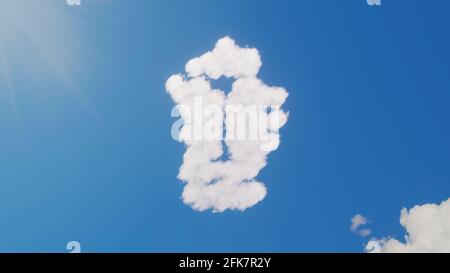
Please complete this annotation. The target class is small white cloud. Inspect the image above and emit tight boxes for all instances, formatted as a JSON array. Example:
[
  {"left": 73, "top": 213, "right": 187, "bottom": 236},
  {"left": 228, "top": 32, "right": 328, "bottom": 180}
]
[
  {"left": 367, "top": 197, "right": 450, "bottom": 253},
  {"left": 350, "top": 214, "right": 371, "bottom": 237}
]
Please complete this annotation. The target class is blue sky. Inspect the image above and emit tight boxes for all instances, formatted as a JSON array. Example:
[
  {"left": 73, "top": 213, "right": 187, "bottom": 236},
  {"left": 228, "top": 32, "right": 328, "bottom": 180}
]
[{"left": 0, "top": 0, "right": 449, "bottom": 252}]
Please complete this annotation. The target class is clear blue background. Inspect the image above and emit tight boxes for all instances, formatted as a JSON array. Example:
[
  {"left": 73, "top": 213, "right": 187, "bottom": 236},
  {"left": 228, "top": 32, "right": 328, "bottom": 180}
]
[{"left": 0, "top": 0, "right": 449, "bottom": 252}]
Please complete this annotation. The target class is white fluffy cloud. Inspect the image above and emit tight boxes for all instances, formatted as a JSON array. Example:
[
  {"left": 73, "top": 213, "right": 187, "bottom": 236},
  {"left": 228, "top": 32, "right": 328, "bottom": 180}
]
[
  {"left": 185, "top": 37, "right": 262, "bottom": 80},
  {"left": 350, "top": 214, "right": 371, "bottom": 237},
  {"left": 165, "top": 37, "right": 289, "bottom": 212},
  {"left": 367, "top": 198, "right": 450, "bottom": 253}
]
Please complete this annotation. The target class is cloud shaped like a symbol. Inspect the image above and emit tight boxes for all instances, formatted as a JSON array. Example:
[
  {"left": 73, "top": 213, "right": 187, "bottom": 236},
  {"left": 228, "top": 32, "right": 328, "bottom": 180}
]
[{"left": 166, "top": 37, "right": 289, "bottom": 212}]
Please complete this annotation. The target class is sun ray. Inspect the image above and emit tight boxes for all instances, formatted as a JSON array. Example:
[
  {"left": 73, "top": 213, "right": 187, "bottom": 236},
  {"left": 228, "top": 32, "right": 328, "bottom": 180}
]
[
  {"left": 0, "top": 38, "right": 25, "bottom": 141},
  {"left": 0, "top": 0, "right": 118, "bottom": 142},
  {"left": 10, "top": 1, "right": 103, "bottom": 120}
]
